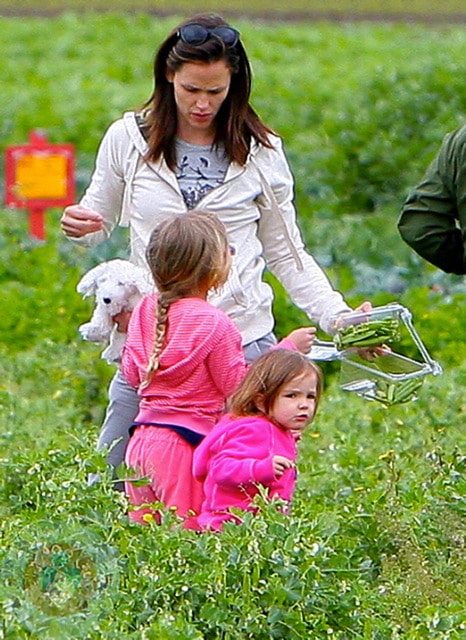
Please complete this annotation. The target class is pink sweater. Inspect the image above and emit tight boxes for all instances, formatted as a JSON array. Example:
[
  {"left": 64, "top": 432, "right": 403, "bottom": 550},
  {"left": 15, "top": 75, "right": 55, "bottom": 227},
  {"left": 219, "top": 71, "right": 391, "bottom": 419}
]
[
  {"left": 122, "top": 294, "right": 298, "bottom": 437},
  {"left": 193, "top": 414, "right": 298, "bottom": 530},
  {"left": 121, "top": 295, "right": 247, "bottom": 436}
]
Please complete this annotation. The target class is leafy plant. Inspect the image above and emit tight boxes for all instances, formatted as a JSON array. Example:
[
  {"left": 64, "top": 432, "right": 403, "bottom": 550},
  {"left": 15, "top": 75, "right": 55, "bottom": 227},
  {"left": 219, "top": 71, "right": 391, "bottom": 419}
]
[{"left": 0, "top": 15, "right": 465, "bottom": 638}]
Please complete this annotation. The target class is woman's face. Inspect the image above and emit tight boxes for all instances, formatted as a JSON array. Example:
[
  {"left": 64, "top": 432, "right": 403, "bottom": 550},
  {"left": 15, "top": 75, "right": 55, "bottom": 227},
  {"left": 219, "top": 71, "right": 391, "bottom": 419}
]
[{"left": 166, "top": 60, "right": 232, "bottom": 144}]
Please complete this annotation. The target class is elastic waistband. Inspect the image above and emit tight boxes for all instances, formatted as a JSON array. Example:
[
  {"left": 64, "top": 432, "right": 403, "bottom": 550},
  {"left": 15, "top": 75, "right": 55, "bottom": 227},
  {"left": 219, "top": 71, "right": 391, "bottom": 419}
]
[{"left": 130, "top": 422, "right": 204, "bottom": 447}]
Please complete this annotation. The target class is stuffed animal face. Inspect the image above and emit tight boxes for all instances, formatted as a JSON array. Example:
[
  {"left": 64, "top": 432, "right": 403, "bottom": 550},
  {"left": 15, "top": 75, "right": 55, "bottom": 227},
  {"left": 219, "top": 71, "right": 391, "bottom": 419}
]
[
  {"left": 91, "top": 275, "right": 141, "bottom": 316},
  {"left": 77, "top": 259, "right": 153, "bottom": 315},
  {"left": 77, "top": 259, "right": 154, "bottom": 361}
]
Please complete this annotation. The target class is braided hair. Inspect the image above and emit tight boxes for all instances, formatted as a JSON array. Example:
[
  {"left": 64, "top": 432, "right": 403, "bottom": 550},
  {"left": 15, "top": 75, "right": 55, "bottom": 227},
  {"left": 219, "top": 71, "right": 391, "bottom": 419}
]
[{"left": 139, "top": 210, "right": 231, "bottom": 390}]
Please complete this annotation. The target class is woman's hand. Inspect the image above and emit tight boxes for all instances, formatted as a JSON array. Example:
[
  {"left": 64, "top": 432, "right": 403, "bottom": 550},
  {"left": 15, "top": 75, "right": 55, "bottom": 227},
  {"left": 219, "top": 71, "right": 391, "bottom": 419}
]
[
  {"left": 60, "top": 204, "right": 104, "bottom": 238},
  {"left": 351, "top": 300, "right": 388, "bottom": 359},
  {"left": 272, "top": 455, "right": 295, "bottom": 478},
  {"left": 353, "top": 300, "right": 372, "bottom": 313},
  {"left": 286, "top": 327, "right": 317, "bottom": 354}
]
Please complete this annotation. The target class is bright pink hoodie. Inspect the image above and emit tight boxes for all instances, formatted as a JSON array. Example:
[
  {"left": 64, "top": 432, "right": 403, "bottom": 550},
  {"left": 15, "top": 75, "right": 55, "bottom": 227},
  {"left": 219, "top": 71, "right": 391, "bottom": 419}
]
[{"left": 193, "top": 413, "right": 298, "bottom": 530}]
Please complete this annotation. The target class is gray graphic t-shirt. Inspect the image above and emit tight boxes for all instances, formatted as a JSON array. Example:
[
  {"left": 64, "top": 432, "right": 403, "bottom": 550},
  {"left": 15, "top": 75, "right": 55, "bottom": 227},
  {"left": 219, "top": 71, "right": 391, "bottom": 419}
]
[{"left": 175, "top": 138, "right": 229, "bottom": 209}]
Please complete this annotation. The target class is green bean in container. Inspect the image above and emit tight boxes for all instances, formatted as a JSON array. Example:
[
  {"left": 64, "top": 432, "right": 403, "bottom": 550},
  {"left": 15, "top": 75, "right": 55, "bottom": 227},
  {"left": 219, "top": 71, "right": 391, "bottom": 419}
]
[
  {"left": 373, "top": 377, "right": 423, "bottom": 406},
  {"left": 334, "top": 317, "right": 400, "bottom": 349}
]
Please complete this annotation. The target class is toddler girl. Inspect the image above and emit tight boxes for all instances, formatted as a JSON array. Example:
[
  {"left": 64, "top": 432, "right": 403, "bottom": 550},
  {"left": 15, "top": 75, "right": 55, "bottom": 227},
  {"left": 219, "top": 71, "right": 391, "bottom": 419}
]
[
  {"left": 122, "top": 211, "right": 315, "bottom": 526},
  {"left": 193, "top": 349, "right": 322, "bottom": 531}
]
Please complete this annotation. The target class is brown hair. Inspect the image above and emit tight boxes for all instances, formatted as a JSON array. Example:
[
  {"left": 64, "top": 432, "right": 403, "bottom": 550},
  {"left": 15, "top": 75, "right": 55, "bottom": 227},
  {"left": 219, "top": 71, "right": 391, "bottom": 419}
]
[
  {"left": 141, "top": 13, "right": 274, "bottom": 170},
  {"left": 140, "top": 210, "right": 230, "bottom": 389},
  {"left": 230, "top": 350, "right": 323, "bottom": 418}
]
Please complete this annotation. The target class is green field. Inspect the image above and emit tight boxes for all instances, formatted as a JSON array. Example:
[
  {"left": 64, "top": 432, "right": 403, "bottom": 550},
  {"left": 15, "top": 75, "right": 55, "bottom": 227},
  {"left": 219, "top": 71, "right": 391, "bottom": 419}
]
[{"left": 1, "top": 13, "right": 465, "bottom": 639}]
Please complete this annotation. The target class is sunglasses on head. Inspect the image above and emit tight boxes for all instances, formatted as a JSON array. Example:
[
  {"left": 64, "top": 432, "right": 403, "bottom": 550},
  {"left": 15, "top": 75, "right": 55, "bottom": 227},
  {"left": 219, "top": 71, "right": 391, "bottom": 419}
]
[{"left": 177, "top": 23, "right": 240, "bottom": 48}]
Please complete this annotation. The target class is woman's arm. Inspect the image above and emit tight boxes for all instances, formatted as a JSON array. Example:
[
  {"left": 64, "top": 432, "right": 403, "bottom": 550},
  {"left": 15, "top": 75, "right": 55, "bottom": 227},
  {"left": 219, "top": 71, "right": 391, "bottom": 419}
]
[
  {"left": 61, "top": 119, "right": 128, "bottom": 247},
  {"left": 255, "top": 138, "right": 351, "bottom": 335}
]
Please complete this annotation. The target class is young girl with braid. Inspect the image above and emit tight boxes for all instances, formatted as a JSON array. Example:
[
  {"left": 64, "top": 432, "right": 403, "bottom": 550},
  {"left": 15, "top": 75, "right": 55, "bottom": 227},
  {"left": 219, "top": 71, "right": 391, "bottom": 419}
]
[{"left": 121, "top": 210, "right": 315, "bottom": 526}]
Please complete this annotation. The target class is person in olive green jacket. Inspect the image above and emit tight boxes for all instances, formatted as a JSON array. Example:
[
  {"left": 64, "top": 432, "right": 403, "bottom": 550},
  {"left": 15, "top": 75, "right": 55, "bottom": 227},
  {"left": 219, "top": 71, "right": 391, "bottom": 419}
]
[{"left": 398, "top": 125, "right": 466, "bottom": 275}]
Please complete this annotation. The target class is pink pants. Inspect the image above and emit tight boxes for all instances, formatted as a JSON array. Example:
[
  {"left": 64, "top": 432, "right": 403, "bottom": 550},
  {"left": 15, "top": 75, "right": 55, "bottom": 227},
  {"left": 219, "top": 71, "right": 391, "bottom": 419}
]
[{"left": 124, "top": 426, "right": 203, "bottom": 528}]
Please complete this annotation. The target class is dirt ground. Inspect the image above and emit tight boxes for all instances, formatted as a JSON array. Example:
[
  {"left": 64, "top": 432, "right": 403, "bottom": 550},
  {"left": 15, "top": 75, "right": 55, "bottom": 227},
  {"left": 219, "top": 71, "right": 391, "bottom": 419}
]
[{"left": 1, "top": 6, "right": 465, "bottom": 23}]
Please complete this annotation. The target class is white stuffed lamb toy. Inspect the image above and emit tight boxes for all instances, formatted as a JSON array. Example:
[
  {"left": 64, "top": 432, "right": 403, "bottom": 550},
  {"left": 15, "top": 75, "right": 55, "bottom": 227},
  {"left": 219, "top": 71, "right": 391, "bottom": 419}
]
[{"left": 77, "top": 259, "right": 153, "bottom": 364}]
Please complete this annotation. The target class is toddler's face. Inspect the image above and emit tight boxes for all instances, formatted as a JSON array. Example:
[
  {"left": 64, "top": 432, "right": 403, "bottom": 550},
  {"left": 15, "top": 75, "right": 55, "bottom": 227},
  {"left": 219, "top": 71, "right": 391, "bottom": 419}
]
[{"left": 270, "top": 371, "right": 318, "bottom": 433}]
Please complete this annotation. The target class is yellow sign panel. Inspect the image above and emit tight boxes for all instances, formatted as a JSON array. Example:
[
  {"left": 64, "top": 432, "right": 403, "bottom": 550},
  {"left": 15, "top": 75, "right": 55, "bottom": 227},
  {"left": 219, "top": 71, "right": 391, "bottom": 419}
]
[{"left": 15, "top": 153, "right": 68, "bottom": 200}]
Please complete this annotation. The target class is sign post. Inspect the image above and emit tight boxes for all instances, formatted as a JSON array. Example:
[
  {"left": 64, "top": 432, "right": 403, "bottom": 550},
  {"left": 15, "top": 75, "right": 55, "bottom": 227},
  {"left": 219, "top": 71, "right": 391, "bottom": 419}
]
[{"left": 4, "top": 130, "right": 75, "bottom": 240}]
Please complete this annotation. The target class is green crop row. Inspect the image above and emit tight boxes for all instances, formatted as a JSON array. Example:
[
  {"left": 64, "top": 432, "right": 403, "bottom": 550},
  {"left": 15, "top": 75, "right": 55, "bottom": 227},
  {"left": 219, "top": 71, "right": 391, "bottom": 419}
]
[{"left": 2, "top": 15, "right": 465, "bottom": 211}]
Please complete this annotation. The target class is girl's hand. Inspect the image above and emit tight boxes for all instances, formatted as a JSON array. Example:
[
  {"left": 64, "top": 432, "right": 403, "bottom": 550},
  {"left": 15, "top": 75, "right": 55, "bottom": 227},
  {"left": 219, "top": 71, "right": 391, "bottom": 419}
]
[
  {"left": 286, "top": 327, "right": 316, "bottom": 354},
  {"left": 61, "top": 204, "right": 104, "bottom": 238},
  {"left": 113, "top": 311, "right": 132, "bottom": 333},
  {"left": 272, "top": 455, "right": 295, "bottom": 478}
]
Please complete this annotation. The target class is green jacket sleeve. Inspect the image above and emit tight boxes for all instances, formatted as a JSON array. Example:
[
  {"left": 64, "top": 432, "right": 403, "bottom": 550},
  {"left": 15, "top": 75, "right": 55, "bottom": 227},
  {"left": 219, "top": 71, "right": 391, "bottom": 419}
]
[{"left": 397, "top": 126, "right": 466, "bottom": 274}]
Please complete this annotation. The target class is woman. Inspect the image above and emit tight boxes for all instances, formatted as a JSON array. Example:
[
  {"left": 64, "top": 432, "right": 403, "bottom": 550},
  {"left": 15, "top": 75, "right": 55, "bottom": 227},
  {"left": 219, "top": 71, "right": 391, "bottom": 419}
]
[{"left": 61, "top": 13, "right": 367, "bottom": 475}]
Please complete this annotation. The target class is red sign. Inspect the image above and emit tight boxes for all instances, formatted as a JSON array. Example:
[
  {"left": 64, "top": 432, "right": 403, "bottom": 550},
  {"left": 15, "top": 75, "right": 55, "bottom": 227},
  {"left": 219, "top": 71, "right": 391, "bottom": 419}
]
[{"left": 4, "top": 130, "right": 75, "bottom": 239}]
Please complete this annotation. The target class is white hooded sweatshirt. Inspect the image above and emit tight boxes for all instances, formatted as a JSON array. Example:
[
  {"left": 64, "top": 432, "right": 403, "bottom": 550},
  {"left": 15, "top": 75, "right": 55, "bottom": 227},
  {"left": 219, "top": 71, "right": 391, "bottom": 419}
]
[{"left": 73, "top": 111, "right": 350, "bottom": 343}]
